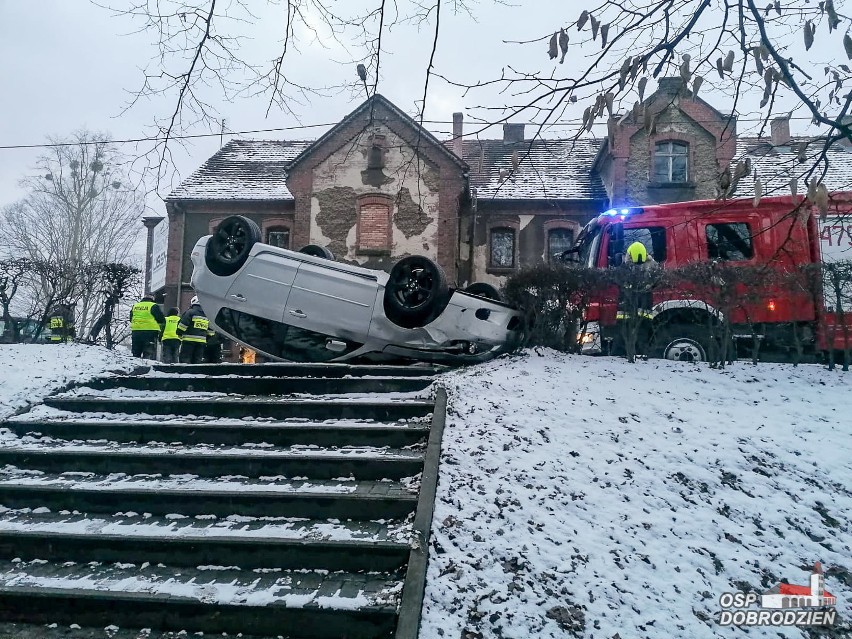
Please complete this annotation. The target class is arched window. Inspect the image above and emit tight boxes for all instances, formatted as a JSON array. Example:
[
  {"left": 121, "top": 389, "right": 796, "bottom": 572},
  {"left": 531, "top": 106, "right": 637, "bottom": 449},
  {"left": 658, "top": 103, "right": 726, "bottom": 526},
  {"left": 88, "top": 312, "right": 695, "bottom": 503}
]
[
  {"left": 490, "top": 227, "right": 516, "bottom": 268},
  {"left": 653, "top": 141, "right": 688, "bottom": 183},
  {"left": 547, "top": 227, "right": 575, "bottom": 262},
  {"left": 266, "top": 226, "right": 290, "bottom": 249}
]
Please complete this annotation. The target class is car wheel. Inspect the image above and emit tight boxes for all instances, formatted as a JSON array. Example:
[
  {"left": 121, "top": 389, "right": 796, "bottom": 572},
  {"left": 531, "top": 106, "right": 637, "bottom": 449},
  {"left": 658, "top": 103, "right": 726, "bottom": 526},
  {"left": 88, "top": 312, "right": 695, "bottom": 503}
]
[
  {"left": 464, "top": 282, "right": 502, "bottom": 302},
  {"left": 205, "top": 216, "right": 261, "bottom": 277},
  {"left": 299, "top": 244, "right": 335, "bottom": 260},
  {"left": 384, "top": 255, "right": 450, "bottom": 328},
  {"left": 652, "top": 324, "right": 709, "bottom": 362}
]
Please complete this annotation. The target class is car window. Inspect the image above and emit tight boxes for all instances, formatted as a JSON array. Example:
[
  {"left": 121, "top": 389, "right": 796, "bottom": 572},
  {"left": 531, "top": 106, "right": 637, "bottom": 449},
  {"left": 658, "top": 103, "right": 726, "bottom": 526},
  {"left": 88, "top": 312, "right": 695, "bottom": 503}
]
[
  {"left": 215, "top": 308, "right": 363, "bottom": 362},
  {"left": 706, "top": 222, "right": 753, "bottom": 261},
  {"left": 624, "top": 227, "right": 667, "bottom": 262}
]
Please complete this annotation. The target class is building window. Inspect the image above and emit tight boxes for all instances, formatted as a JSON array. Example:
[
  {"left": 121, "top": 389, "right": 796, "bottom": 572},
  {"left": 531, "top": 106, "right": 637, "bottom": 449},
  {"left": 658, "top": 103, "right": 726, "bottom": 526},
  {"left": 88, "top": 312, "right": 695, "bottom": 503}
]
[
  {"left": 547, "top": 228, "right": 575, "bottom": 262},
  {"left": 266, "top": 227, "right": 290, "bottom": 249},
  {"left": 490, "top": 228, "right": 516, "bottom": 268},
  {"left": 357, "top": 195, "right": 392, "bottom": 253},
  {"left": 706, "top": 222, "right": 753, "bottom": 261},
  {"left": 367, "top": 134, "right": 387, "bottom": 169},
  {"left": 653, "top": 141, "right": 689, "bottom": 183}
]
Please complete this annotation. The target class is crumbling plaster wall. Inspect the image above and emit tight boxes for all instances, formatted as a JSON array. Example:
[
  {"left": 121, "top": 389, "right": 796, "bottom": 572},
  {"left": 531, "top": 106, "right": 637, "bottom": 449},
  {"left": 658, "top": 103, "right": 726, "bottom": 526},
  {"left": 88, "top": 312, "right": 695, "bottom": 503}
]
[{"left": 309, "top": 125, "right": 441, "bottom": 269}]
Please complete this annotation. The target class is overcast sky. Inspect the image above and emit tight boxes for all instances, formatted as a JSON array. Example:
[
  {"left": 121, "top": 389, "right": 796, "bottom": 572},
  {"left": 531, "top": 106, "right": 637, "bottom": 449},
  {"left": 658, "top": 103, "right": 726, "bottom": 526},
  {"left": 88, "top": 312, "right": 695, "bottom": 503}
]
[{"left": 0, "top": 0, "right": 837, "bottom": 219}]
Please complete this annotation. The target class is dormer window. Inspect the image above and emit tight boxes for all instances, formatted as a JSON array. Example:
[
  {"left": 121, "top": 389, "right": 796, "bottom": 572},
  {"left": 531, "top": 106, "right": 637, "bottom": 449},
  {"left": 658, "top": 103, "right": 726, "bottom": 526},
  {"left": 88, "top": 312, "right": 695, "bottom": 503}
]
[{"left": 653, "top": 141, "right": 688, "bottom": 183}]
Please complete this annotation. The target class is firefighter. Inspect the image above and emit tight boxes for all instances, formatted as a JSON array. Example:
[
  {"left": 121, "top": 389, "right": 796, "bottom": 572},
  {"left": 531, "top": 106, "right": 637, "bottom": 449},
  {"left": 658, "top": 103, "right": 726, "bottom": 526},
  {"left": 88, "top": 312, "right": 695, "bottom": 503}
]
[
  {"left": 48, "top": 303, "right": 75, "bottom": 343},
  {"left": 615, "top": 241, "right": 658, "bottom": 357},
  {"left": 626, "top": 240, "right": 654, "bottom": 266},
  {"left": 160, "top": 306, "right": 182, "bottom": 364},
  {"left": 204, "top": 328, "right": 222, "bottom": 364},
  {"left": 130, "top": 294, "right": 165, "bottom": 359},
  {"left": 176, "top": 297, "right": 209, "bottom": 364}
]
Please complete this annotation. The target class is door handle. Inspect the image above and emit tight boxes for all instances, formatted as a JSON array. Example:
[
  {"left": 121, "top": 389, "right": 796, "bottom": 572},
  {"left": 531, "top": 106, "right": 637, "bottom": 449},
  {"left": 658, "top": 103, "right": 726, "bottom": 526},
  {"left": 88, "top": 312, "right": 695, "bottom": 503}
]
[
  {"left": 229, "top": 293, "right": 246, "bottom": 302},
  {"left": 289, "top": 309, "right": 307, "bottom": 318}
]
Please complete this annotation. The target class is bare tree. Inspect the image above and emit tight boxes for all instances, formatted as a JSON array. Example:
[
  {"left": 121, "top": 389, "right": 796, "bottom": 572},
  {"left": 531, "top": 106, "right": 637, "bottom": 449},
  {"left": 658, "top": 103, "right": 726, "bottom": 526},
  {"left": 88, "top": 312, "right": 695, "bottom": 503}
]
[
  {"left": 0, "top": 258, "right": 32, "bottom": 342},
  {"left": 0, "top": 131, "right": 144, "bottom": 337},
  {"left": 87, "top": 263, "right": 142, "bottom": 349},
  {"left": 100, "top": 1, "right": 852, "bottom": 202},
  {"left": 822, "top": 259, "right": 852, "bottom": 370}
]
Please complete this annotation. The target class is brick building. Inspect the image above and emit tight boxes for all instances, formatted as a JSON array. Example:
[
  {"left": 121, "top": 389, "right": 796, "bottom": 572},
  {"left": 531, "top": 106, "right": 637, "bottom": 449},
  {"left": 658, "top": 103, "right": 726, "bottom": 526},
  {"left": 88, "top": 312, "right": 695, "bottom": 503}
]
[{"left": 152, "top": 81, "right": 852, "bottom": 309}]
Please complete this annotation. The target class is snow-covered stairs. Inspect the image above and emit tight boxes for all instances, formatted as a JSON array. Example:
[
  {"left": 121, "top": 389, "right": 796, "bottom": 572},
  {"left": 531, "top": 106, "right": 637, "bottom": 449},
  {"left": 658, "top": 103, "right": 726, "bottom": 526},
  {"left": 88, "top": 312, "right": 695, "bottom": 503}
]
[{"left": 0, "top": 362, "right": 445, "bottom": 639}]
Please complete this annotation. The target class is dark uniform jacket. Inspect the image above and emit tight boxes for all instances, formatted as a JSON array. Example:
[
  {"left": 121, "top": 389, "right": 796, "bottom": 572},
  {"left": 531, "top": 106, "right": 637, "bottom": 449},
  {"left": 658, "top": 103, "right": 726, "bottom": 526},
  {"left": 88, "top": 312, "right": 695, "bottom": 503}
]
[{"left": 176, "top": 305, "right": 209, "bottom": 344}]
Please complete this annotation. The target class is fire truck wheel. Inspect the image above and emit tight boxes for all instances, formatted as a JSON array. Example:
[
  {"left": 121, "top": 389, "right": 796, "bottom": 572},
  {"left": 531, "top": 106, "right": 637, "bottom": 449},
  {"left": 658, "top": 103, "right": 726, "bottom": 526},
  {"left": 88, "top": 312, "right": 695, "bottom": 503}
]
[{"left": 653, "top": 325, "right": 709, "bottom": 363}]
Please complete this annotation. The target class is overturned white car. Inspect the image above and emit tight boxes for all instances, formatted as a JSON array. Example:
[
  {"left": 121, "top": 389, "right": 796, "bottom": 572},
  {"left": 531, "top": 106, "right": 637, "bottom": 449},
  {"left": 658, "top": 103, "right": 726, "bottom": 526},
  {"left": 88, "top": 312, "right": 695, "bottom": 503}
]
[{"left": 190, "top": 216, "right": 524, "bottom": 364}]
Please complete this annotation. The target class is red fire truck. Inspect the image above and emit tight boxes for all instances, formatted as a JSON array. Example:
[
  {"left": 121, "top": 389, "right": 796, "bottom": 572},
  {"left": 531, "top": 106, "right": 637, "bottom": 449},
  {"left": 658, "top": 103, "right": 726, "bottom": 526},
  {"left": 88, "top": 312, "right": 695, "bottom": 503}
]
[{"left": 571, "top": 194, "right": 852, "bottom": 362}]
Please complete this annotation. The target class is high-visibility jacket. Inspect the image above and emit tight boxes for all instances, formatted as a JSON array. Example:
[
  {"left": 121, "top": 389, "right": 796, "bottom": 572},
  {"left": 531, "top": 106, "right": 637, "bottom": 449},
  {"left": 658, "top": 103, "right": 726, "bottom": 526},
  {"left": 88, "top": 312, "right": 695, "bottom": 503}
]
[
  {"left": 176, "top": 305, "right": 209, "bottom": 344},
  {"left": 49, "top": 315, "right": 70, "bottom": 342},
  {"left": 131, "top": 300, "right": 165, "bottom": 332},
  {"left": 161, "top": 315, "right": 181, "bottom": 341}
]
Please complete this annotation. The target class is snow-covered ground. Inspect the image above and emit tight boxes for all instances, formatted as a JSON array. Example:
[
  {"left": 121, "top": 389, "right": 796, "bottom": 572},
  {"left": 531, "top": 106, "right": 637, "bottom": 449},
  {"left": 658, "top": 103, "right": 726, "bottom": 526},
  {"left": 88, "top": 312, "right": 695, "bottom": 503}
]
[
  {"left": 2, "top": 344, "right": 850, "bottom": 637},
  {"left": 421, "top": 350, "right": 851, "bottom": 638},
  {"left": 0, "top": 344, "right": 140, "bottom": 420}
]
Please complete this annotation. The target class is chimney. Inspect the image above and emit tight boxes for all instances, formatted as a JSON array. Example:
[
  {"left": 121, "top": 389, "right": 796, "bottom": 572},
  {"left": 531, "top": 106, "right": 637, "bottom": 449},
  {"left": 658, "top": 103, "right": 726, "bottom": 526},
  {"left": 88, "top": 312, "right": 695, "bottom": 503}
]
[
  {"left": 503, "top": 123, "right": 525, "bottom": 143},
  {"left": 452, "top": 112, "right": 464, "bottom": 158},
  {"left": 770, "top": 116, "right": 791, "bottom": 146},
  {"left": 657, "top": 77, "right": 685, "bottom": 97}
]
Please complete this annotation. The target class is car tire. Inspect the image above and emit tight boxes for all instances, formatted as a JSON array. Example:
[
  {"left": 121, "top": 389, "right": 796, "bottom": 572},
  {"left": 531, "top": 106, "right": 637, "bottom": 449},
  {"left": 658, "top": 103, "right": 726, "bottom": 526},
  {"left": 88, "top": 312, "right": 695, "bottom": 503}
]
[
  {"left": 299, "top": 245, "right": 335, "bottom": 260},
  {"left": 652, "top": 324, "right": 710, "bottom": 363},
  {"left": 205, "top": 215, "right": 261, "bottom": 277},
  {"left": 384, "top": 255, "right": 450, "bottom": 328},
  {"left": 464, "top": 282, "right": 502, "bottom": 302}
]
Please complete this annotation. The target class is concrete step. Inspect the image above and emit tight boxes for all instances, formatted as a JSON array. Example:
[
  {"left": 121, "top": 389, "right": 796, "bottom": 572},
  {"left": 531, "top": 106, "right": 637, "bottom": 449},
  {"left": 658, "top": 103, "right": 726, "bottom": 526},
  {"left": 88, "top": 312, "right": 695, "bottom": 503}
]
[
  {"left": 43, "top": 396, "right": 435, "bottom": 421},
  {"left": 0, "top": 475, "right": 418, "bottom": 520},
  {"left": 4, "top": 418, "right": 431, "bottom": 448},
  {"left": 0, "top": 509, "right": 410, "bottom": 545},
  {"left": 88, "top": 375, "right": 434, "bottom": 395},
  {"left": 0, "top": 527, "right": 410, "bottom": 572},
  {"left": 0, "top": 623, "right": 282, "bottom": 639},
  {"left": 0, "top": 560, "right": 400, "bottom": 638},
  {"left": 0, "top": 444, "right": 424, "bottom": 480},
  {"left": 153, "top": 362, "right": 441, "bottom": 378}
]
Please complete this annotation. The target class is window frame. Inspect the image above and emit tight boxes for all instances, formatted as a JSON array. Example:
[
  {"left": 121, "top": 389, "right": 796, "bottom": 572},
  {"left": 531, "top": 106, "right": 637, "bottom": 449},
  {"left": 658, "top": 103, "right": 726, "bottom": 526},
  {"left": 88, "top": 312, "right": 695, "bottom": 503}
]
[
  {"left": 489, "top": 227, "right": 517, "bottom": 269},
  {"left": 266, "top": 226, "right": 291, "bottom": 249},
  {"left": 544, "top": 223, "right": 578, "bottom": 263},
  {"left": 653, "top": 140, "right": 690, "bottom": 184}
]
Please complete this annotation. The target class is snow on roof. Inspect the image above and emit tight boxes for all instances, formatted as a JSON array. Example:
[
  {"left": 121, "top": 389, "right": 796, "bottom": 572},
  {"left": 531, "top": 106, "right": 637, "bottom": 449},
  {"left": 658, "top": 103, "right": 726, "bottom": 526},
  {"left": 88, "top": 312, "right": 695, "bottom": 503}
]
[
  {"left": 167, "top": 139, "right": 312, "bottom": 202},
  {"left": 733, "top": 137, "right": 852, "bottom": 198},
  {"left": 458, "top": 138, "right": 607, "bottom": 201}
]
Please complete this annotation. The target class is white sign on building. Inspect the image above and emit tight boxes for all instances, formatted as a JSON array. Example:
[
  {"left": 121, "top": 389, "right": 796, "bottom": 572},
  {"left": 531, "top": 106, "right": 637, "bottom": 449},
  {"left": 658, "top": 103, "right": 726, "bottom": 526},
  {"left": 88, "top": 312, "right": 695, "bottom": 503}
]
[{"left": 150, "top": 217, "right": 170, "bottom": 293}]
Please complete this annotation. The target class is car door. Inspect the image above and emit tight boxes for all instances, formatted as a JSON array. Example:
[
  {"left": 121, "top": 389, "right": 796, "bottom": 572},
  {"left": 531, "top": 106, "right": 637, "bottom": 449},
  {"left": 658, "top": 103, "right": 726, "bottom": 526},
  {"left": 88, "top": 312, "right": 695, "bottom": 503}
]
[
  {"left": 283, "top": 259, "right": 379, "bottom": 340},
  {"left": 225, "top": 248, "right": 301, "bottom": 322}
]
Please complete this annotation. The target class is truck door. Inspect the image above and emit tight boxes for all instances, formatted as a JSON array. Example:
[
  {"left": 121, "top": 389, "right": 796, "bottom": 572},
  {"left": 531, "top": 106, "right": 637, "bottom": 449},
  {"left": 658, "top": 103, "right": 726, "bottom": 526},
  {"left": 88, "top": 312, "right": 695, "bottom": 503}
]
[{"left": 225, "top": 249, "right": 301, "bottom": 323}]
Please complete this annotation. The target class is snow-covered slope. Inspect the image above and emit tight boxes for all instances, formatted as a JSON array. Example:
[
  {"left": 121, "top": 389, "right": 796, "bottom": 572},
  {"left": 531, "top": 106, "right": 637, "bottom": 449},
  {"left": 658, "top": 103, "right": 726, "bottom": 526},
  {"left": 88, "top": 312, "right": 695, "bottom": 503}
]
[
  {"left": 421, "top": 350, "right": 851, "bottom": 638},
  {"left": 0, "top": 344, "right": 139, "bottom": 420}
]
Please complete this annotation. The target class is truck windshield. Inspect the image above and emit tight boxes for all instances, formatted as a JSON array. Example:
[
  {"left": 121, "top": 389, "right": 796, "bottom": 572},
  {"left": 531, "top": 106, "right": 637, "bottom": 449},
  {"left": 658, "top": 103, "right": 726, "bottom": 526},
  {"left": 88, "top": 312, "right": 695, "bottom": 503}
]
[{"left": 573, "top": 222, "right": 602, "bottom": 268}]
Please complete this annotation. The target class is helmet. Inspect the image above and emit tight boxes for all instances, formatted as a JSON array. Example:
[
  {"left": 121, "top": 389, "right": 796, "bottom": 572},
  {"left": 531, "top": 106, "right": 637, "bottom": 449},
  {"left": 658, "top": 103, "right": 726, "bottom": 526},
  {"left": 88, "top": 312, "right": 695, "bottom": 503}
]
[
  {"left": 626, "top": 241, "right": 648, "bottom": 264},
  {"left": 190, "top": 296, "right": 199, "bottom": 306}
]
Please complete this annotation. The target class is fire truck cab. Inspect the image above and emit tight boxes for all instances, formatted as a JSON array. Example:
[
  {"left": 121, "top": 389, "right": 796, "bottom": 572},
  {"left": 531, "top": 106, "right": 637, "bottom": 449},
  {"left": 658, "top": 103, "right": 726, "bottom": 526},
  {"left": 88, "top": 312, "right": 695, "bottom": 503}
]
[{"left": 569, "top": 194, "right": 852, "bottom": 361}]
